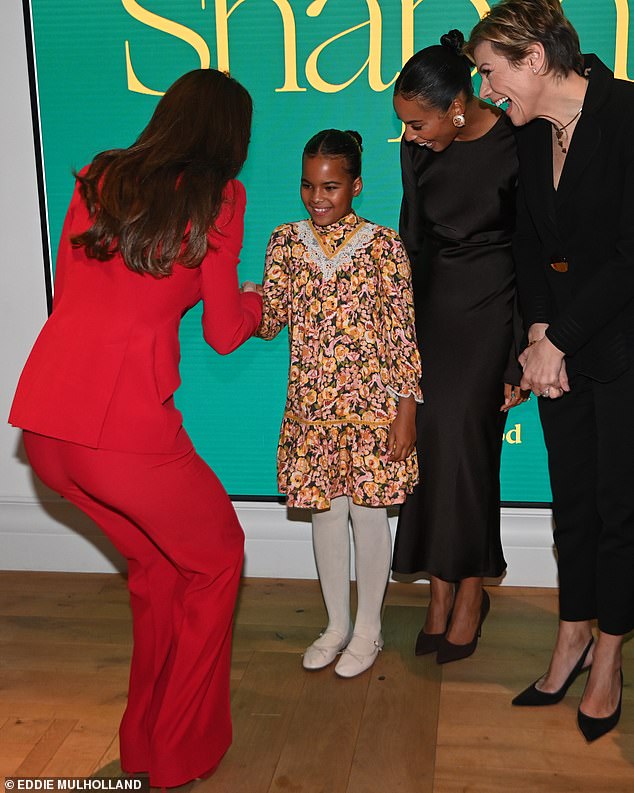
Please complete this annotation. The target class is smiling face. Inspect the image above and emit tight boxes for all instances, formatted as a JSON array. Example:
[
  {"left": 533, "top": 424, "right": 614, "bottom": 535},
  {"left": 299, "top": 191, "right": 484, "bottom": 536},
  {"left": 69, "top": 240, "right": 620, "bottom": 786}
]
[
  {"left": 300, "top": 154, "right": 362, "bottom": 227},
  {"left": 473, "top": 40, "right": 542, "bottom": 126},
  {"left": 393, "top": 94, "right": 460, "bottom": 153}
]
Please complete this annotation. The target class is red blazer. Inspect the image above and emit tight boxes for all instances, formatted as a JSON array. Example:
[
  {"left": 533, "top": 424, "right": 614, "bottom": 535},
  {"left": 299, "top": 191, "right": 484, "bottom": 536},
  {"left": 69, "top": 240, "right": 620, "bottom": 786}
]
[{"left": 9, "top": 176, "right": 262, "bottom": 452}]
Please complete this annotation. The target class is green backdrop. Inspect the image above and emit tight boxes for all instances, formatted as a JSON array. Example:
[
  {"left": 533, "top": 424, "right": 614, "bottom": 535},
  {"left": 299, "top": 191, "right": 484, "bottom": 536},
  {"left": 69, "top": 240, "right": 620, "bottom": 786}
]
[{"left": 25, "top": 0, "right": 634, "bottom": 501}]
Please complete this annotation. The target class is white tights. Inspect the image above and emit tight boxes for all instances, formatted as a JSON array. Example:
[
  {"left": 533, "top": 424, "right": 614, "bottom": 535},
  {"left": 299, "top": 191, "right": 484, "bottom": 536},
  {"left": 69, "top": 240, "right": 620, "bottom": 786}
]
[{"left": 311, "top": 496, "right": 392, "bottom": 640}]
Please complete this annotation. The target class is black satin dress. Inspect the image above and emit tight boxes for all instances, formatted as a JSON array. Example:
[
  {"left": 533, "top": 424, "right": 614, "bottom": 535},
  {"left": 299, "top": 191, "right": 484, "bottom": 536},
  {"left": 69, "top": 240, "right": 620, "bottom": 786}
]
[{"left": 392, "top": 114, "right": 519, "bottom": 581}]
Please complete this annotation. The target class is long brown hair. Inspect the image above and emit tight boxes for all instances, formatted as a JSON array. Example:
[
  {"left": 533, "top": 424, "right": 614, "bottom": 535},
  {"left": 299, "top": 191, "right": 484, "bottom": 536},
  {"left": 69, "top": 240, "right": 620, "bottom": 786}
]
[{"left": 71, "top": 69, "right": 253, "bottom": 277}]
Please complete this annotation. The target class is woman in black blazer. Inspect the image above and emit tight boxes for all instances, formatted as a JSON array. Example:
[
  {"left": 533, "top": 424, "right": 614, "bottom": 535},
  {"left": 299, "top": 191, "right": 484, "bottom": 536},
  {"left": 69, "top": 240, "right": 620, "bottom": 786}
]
[{"left": 467, "top": 0, "right": 634, "bottom": 742}]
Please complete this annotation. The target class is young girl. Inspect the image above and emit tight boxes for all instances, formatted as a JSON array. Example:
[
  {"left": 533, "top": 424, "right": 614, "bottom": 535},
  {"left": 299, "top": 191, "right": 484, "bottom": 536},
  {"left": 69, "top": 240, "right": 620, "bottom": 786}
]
[{"left": 257, "top": 129, "right": 422, "bottom": 678}]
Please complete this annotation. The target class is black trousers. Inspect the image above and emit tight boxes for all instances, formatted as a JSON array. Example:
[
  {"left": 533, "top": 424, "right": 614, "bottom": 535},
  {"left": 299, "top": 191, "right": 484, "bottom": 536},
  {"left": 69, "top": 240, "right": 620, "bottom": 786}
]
[{"left": 539, "top": 368, "right": 634, "bottom": 635}]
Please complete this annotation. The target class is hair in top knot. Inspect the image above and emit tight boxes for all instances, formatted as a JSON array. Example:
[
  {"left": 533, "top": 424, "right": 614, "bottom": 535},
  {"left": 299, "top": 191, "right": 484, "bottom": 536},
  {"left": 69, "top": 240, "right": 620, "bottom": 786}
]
[
  {"left": 440, "top": 29, "right": 466, "bottom": 56},
  {"left": 394, "top": 29, "right": 473, "bottom": 111},
  {"left": 303, "top": 129, "right": 363, "bottom": 179}
]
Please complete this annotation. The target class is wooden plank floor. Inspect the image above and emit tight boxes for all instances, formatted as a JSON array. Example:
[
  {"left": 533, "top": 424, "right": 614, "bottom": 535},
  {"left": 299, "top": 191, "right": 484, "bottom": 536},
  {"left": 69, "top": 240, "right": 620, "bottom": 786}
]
[{"left": 0, "top": 572, "right": 632, "bottom": 791}]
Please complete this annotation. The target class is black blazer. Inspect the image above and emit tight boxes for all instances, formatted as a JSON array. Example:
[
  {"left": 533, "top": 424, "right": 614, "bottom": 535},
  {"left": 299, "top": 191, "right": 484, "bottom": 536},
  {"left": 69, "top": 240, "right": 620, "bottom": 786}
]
[{"left": 513, "top": 55, "right": 634, "bottom": 382}]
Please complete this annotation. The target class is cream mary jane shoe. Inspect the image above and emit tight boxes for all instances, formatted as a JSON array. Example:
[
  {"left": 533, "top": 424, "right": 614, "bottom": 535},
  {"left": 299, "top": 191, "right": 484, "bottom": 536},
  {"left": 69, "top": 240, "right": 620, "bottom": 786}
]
[
  {"left": 302, "top": 627, "right": 353, "bottom": 670},
  {"left": 334, "top": 634, "right": 384, "bottom": 678}
]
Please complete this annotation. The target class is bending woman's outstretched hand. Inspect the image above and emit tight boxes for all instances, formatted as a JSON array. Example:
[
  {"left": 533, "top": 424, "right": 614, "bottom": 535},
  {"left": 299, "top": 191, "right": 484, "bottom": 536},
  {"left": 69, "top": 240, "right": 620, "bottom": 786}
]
[
  {"left": 241, "top": 281, "right": 263, "bottom": 294},
  {"left": 519, "top": 324, "right": 570, "bottom": 399}
]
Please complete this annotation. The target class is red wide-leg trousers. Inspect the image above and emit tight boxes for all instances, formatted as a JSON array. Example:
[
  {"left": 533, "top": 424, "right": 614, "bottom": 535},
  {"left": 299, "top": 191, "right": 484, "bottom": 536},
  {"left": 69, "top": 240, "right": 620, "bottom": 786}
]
[{"left": 23, "top": 431, "right": 244, "bottom": 787}]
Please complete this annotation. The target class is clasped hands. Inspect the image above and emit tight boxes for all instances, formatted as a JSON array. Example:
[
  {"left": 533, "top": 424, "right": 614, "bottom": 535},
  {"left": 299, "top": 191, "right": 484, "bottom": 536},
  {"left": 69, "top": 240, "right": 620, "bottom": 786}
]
[
  {"left": 519, "top": 323, "right": 570, "bottom": 400},
  {"left": 241, "top": 281, "right": 263, "bottom": 295}
]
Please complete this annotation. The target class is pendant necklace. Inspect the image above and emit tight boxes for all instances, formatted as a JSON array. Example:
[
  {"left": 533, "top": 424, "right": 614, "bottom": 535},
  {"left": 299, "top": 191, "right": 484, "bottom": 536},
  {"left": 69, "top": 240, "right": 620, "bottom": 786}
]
[{"left": 553, "top": 107, "right": 583, "bottom": 154}]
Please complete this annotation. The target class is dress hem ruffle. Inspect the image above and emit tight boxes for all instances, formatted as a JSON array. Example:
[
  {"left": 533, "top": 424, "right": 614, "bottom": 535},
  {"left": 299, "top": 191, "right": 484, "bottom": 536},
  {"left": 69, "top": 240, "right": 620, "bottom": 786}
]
[{"left": 277, "top": 414, "right": 419, "bottom": 512}]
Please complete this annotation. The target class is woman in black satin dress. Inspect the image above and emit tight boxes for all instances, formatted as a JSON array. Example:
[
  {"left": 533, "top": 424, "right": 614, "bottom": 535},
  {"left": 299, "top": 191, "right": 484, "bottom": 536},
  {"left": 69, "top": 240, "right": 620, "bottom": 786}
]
[{"left": 391, "top": 30, "right": 525, "bottom": 663}]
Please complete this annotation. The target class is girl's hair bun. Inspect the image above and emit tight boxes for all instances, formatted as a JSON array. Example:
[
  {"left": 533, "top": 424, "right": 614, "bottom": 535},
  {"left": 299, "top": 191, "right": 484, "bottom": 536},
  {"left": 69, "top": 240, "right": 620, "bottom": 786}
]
[
  {"left": 440, "top": 29, "right": 465, "bottom": 56},
  {"left": 345, "top": 130, "right": 363, "bottom": 151}
]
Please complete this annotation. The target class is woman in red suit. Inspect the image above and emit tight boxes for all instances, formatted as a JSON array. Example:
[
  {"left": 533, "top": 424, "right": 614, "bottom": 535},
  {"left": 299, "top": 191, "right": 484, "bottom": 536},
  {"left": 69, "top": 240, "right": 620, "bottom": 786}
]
[{"left": 9, "top": 69, "right": 262, "bottom": 786}]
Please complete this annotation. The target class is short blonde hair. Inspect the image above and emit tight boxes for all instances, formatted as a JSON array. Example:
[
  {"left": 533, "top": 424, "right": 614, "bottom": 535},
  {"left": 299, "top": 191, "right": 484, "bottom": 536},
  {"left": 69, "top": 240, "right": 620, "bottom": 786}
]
[{"left": 464, "top": 0, "right": 583, "bottom": 77}]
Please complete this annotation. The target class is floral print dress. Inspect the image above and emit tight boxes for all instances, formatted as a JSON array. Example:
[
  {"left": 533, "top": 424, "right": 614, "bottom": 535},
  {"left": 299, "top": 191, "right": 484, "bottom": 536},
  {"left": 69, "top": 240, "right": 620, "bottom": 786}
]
[{"left": 257, "top": 212, "right": 422, "bottom": 510}]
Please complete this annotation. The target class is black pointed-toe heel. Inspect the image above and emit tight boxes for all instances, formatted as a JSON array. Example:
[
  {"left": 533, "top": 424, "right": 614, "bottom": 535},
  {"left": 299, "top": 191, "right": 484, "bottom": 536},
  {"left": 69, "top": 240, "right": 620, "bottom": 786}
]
[
  {"left": 512, "top": 637, "right": 594, "bottom": 707},
  {"left": 415, "top": 608, "right": 453, "bottom": 656},
  {"left": 577, "top": 670, "right": 623, "bottom": 742},
  {"left": 415, "top": 627, "right": 444, "bottom": 656},
  {"left": 436, "top": 590, "right": 490, "bottom": 665}
]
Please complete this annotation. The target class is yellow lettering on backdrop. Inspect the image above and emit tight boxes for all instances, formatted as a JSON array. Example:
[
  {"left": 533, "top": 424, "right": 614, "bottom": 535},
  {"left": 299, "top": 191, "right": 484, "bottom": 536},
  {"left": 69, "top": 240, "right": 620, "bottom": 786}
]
[
  {"left": 400, "top": 0, "right": 423, "bottom": 66},
  {"left": 305, "top": 0, "right": 398, "bottom": 93},
  {"left": 614, "top": 0, "right": 633, "bottom": 81},
  {"left": 122, "top": 1, "right": 631, "bottom": 97},
  {"left": 214, "top": 0, "right": 305, "bottom": 92},
  {"left": 469, "top": 0, "right": 491, "bottom": 20},
  {"left": 122, "top": 0, "right": 210, "bottom": 95},
  {"left": 401, "top": 0, "right": 490, "bottom": 65},
  {"left": 504, "top": 424, "right": 522, "bottom": 445}
]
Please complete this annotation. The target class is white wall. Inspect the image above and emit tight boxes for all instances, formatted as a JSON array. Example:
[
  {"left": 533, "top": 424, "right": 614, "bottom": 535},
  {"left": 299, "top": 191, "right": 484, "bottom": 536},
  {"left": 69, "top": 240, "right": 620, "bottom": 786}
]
[{"left": 0, "top": 1, "right": 557, "bottom": 586}]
